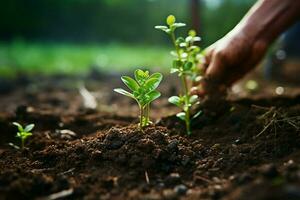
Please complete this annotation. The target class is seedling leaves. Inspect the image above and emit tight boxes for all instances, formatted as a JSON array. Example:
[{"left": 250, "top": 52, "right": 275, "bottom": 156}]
[
  {"left": 121, "top": 76, "right": 139, "bottom": 91},
  {"left": 114, "top": 88, "right": 134, "bottom": 98}
]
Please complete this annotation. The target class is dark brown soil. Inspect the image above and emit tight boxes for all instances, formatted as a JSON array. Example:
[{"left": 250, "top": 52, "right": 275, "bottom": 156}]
[{"left": 0, "top": 74, "right": 300, "bottom": 200}]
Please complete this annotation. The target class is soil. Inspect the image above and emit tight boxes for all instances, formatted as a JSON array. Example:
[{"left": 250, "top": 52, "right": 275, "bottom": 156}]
[{"left": 0, "top": 73, "right": 300, "bottom": 200}]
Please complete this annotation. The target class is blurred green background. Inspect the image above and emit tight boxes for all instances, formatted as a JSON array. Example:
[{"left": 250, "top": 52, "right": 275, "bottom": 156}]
[{"left": 0, "top": 0, "right": 255, "bottom": 77}]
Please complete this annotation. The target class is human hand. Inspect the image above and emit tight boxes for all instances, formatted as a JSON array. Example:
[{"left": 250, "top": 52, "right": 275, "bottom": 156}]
[{"left": 192, "top": 29, "right": 269, "bottom": 96}]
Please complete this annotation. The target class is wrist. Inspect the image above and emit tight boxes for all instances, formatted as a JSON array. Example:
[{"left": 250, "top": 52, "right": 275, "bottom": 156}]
[{"left": 235, "top": 0, "right": 300, "bottom": 45}]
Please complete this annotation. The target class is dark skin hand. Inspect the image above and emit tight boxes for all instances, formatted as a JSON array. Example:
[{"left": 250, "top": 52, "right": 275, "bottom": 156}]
[{"left": 194, "top": 0, "right": 300, "bottom": 96}]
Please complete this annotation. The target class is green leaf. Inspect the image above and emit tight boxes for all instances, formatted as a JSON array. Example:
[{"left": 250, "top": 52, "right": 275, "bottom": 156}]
[
  {"left": 183, "top": 61, "right": 193, "bottom": 70},
  {"left": 175, "top": 37, "right": 185, "bottom": 45},
  {"left": 8, "top": 143, "right": 20, "bottom": 150},
  {"left": 146, "top": 91, "right": 161, "bottom": 104},
  {"left": 121, "top": 76, "right": 139, "bottom": 91},
  {"left": 166, "top": 15, "right": 176, "bottom": 26},
  {"left": 168, "top": 96, "right": 181, "bottom": 107},
  {"left": 181, "top": 52, "right": 188, "bottom": 59},
  {"left": 134, "top": 69, "right": 151, "bottom": 85},
  {"left": 144, "top": 77, "right": 162, "bottom": 92},
  {"left": 13, "top": 122, "right": 23, "bottom": 132},
  {"left": 179, "top": 42, "right": 187, "bottom": 47},
  {"left": 134, "top": 69, "right": 145, "bottom": 84},
  {"left": 192, "top": 110, "right": 202, "bottom": 120},
  {"left": 114, "top": 88, "right": 134, "bottom": 98},
  {"left": 193, "top": 36, "right": 201, "bottom": 42},
  {"left": 190, "top": 46, "right": 200, "bottom": 51},
  {"left": 154, "top": 26, "right": 170, "bottom": 34},
  {"left": 24, "top": 132, "right": 32, "bottom": 138},
  {"left": 188, "top": 29, "right": 196, "bottom": 37},
  {"left": 172, "top": 23, "right": 186, "bottom": 28},
  {"left": 173, "top": 60, "right": 182, "bottom": 69},
  {"left": 185, "top": 36, "right": 193, "bottom": 43},
  {"left": 170, "top": 67, "right": 179, "bottom": 74},
  {"left": 154, "top": 25, "right": 168, "bottom": 31},
  {"left": 189, "top": 95, "right": 198, "bottom": 104},
  {"left": 176, "top": 112, "right": 186, "bottom": 121},
  {"left": 24, "top": 124, "right": 35, "bottom": 132},
  {"left": 148, "top": 72, "right": 163, "bottom": 83}
]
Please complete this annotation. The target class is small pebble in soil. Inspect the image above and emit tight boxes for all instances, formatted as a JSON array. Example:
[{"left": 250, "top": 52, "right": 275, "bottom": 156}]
[
  {"left": 164, "top": 173, "right": 182, "bottom": 187},
  {"left": 260, "top": 164, "right": 278, "bottom": 178},
  {"left": 234, "top": 139, "right": 241, "bottom": 145},
  {"left": 285, "top": 160, "right": 298, "bottom": 171},
  {"left": 59, "top": 129, "right": 77, "bottom": 139},
  {"left": 91, "top": 150, "right": 102, "bottom": 159},
  {"left": 174, "top": 184, "right": 188, "bottom": 195},
  {"left": 211, "top": 143, "right": 221, "bottom": 150}
]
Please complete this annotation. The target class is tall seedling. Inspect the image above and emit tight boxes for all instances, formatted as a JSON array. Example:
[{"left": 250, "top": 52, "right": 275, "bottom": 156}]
[{"left": 155, "top": 15, "right": 204, "bottom": 135}]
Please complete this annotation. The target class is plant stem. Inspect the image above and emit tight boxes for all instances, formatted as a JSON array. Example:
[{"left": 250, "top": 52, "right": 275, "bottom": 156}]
[
  {"left": 145, "top": 104, "right": 150, "bottom": 125},
  {"left": 144, "top": 106, "right": 147, "bottom": 126},
  {"left": 171, "top": 31, "right": 192, "bottom": 135},
  {"left": 139, "top": 105, "right": 143, "bottom": 129},
  {"left": 171, "top": 32, "right": 180, "bottom": 58},
  {"left": 181, "top": 76, "right": 191, "bottom": 135}
]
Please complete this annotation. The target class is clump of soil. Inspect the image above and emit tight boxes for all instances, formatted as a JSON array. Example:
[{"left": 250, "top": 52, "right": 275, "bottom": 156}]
[{"left": 0, "top": 75, "right": 300, "bottom": 200}]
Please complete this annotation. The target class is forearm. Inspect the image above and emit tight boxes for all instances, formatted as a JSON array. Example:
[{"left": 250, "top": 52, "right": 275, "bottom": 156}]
[{"left": 230, "top": 0, "right": 300, "bottom": 45}]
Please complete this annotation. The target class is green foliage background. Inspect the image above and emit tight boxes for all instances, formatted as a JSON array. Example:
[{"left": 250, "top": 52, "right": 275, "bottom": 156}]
[{"left": 0, "top": 0, "right": 255, "bottom": 76}]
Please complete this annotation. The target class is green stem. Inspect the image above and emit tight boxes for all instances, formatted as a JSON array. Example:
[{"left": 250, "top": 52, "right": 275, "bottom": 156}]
[
  {"left": 181, "top": 75, "right": 191, "bottom": 135},
  {"left": 171, "top": 32, "right": 180, "bottom": 60},
  {"left": 144, "top": 106, "right": 147, "bottom": 125},
  {"left": 145, "top": 104, "right": 150, "bottom": 125},
  {"left": 139, "top": 105, "right": 143, "bottom": 129},
  {"left": 171, "top": 31, "right": 191, "bottom": 135}
]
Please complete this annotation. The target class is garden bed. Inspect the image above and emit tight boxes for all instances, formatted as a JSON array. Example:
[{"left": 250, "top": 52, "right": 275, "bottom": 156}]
[{"left": 0, "top": 74, "right": 300, "bottom": 200}]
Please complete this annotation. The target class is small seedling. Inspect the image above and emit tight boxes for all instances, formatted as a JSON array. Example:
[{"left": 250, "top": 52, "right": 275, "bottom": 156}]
[
  {"left": 114, "top": 69, "right": 163, "bottom": 128},
  {"left": 12, "top": 122, "right": 34, "bottom": 149},
  {"left": 155, "top": 15, "right": 204, "bottom": 135}
]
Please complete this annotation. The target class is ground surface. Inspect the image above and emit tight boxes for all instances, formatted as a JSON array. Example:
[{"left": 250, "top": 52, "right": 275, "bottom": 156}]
[{"left": 0, "top": 73, "right": 300, "bottom": 200}]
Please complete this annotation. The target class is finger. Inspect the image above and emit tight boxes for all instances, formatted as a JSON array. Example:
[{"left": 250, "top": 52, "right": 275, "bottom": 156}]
[
  {"left": 190, "top": 86, "right": 205, "bottom": 97},
  {"left": 202, "top": 46, "right": 214, "bottom": 72},
  {"left": 205, "top": 52, "right": 225, "bottom": 83}
]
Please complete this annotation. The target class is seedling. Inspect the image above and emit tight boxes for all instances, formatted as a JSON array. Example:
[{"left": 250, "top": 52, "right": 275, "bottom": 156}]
[
  {"left": 155, "top": 15, "right": 204, "bottom": 135},
  {"left": 114, "top": 69, "right": 163, "bottom": 128},
  {"left": 12, "top": 122, "right": 34, "bottom": 149}
]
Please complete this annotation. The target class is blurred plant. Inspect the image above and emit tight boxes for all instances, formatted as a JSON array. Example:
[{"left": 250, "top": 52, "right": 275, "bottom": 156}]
[
  {"left": 155, "top": 15, "right": 204, "bottom": 135},
  {"left": 12, "top": 122, "right": 34, "bottom": 149},
  {"left": 114, "top": 69, "right": 163, "bottom": 128}
]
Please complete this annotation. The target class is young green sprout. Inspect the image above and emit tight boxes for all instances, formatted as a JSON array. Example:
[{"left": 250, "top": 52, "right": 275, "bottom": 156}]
[
  {"left": 155, "top": 15, "right": 204, "bottom": 135},
  {"left": 13, "top": 122, "right": 34, "bottom": 149},
  {"left": 114, "top": 69, "right": 163, "bottom": 128}
]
